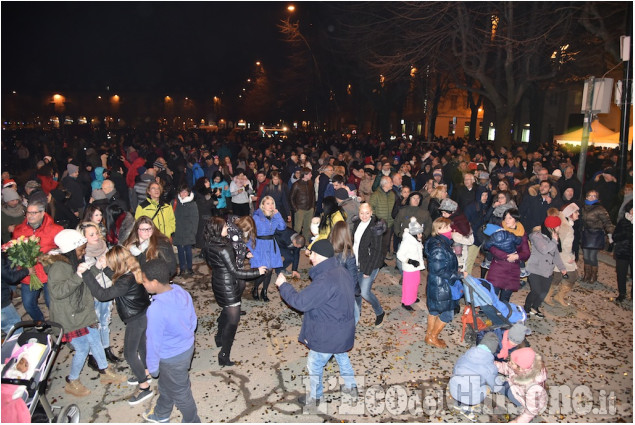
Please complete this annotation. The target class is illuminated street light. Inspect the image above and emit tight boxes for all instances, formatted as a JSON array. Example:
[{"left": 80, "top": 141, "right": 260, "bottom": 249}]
[
  {"left": 287, "top": 4, "right": 295, "bottom": 12},
  {"left": 256, "top": 61, "right": 261, "bottom": 66}
]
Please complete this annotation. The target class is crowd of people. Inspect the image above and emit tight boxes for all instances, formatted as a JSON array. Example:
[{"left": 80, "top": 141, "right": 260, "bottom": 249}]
[{"left": 1, "top": 127, "right": 632, "bottom": 422}]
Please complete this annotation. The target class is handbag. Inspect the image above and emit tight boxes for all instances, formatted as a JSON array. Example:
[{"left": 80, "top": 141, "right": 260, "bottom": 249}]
[{"left": 581, "top": 228, "right": 605, "bottom": 249}]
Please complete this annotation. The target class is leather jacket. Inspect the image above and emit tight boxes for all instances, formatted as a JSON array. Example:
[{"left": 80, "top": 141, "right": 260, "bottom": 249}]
[
  {"left": 290, "top": 180, "right": 315, "bottom": 211},
  {"left": 82, "top": 268, "right": 150, "bottom": 324},
  {"left": 204, "top": 236, "right": 260, "bottom": 307}
]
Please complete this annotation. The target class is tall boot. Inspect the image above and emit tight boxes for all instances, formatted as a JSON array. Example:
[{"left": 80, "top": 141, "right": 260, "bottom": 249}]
[
  {"left": 218, "top": 323, "right": 238, "bottom": 366},
  {"left": 252, "top": 279, "right": 261, "bottom": 300},
  {"left": 543, "top": 285, "right": 557, "bottom": 307},
  {"left": 590, "top": 266, "right": 599, "bottom": 284},
  {"left": 554, "top": 282, "right": 574, "bottom": 307},
  {"left": 581, "top": 264, "right": 591, "bottom": 283},
  {"left": 432, "top": 317, "right": 448, "bottom": 348},
  {"left": 424, "top": 315, "right": 436, "bottom": 344},
  {"left": 260, "top": 271, "right": 272, "bottom": 302}
]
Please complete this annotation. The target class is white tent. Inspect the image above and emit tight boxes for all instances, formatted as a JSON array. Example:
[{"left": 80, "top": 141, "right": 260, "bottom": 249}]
[{"left": 554, "top": 120, "right": 632, "bottom": 149}]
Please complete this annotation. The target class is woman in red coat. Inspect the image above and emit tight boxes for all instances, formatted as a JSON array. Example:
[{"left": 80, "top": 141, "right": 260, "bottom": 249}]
[{"left": 486, "top": 209, "right": 530, "bottom": 302}]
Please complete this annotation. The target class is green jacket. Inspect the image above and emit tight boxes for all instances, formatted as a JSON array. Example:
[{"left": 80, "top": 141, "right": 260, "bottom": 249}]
[
  {"left": 44, "top": 255, "right": 97, "bottom": 333},
  {"left": 370, "top": 188, "right": 396, "bottom": 227}
]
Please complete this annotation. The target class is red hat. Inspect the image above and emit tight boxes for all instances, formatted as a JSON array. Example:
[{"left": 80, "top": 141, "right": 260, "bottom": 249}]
[
  {"left": 511, "top": 347, "right": 536, "bottom": 370},
  {"left": 2, "top": 179, "right": 16, "bottom": 188},
  {"left": 544, "top": 216, "right": 561, "bottom": 229}
]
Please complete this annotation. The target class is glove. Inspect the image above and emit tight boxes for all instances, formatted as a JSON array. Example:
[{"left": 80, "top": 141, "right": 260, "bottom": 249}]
[{"left": 407, "top": 259, "right": 420, "bottom": 267}]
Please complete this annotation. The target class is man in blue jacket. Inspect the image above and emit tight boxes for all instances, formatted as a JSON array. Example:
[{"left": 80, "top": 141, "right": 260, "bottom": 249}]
[{"left": 275, "top": 239, "right": 358, "bottom": 407}]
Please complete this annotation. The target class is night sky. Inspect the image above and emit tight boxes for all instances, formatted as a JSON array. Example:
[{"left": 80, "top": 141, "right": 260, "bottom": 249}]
[{"left": 2, "top": 2, "right": 291, "bottom": 96}]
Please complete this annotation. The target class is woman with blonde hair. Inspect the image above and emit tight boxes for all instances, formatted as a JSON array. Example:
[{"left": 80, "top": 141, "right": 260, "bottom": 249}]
[
  {"left": 78, "top": 221, "right": 119, "bottom": 368},
  {"left": 423, "top": 217, "right": 462, "bottom": 348},
  {"left": 78, "top": 245, "right": 153, "bottom": 405},
  {"left": 428, "top": 184, "right": 448, "bottom": 221},
  {"left": 124, "top": 216, "right": 177, "bottom": 278},
  {"left": 329, "top": 220, "right": 360, "bottom": 322},
  {"left": 249, "top": 195, "right": 286, "bottom": 301}
]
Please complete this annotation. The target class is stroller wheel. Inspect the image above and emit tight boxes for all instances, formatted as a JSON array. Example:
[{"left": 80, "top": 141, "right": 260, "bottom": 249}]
[{"left": 56, "top": 404, "right": 80, "bottom": 423}]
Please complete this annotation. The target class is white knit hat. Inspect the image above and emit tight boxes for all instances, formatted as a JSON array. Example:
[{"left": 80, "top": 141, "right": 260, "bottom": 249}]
[
  {"left": 561, "top": 203, "right": 579, "bottom": 218},
  {"left": 408, "top": 217, "right": 424, "bottom": 235},
  {"left": 54, "top": 229, "right": 87, "bottom": 254}
]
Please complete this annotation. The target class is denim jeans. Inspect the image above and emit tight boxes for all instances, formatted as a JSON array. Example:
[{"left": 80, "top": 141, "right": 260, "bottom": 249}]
[
  {"left": 154, "top": 344, "right": 200, "bottom": 423},
  {"left": 69, "top": 327, "right": 108, "bottom": 380},
  {"left": 177, "top": 245, "right": 193, "bottom": 271},
  {"left": 21, "top": 283, "right": 50, "bottom": 322},
  {"left": 307, "top": 350, "right": 357, "bottom": 400},
  {"left": 94, "top": 300, "right": 112, "bottom": 348},
  {"left": 357, "top": 268, "right": 383, "bottom": 316},
  {"left": 1, "top": 304, "right": 22, "bottom": 335}
]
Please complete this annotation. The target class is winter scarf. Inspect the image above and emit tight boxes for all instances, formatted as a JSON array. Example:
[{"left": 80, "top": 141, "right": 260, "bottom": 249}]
[
  {"left": 85, "top": 239, "right": 107, "bottom": 258},
  {"left": 177, "top": 192, "right": 195, "bottom": 204},
  {"left": 1, "top": 203, "right": 24, "bottom": 218}
]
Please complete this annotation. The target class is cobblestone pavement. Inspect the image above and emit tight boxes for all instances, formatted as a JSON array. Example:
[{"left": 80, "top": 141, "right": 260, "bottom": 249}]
[{"left": 19, "top": 250, "right": 632, "bottom": 423}]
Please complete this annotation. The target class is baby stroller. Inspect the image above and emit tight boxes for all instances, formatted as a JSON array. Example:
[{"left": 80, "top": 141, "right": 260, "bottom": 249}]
[
  {"left": 1, "top": 321, "right": 80, "bottom": 423},
  {"left": 460, "top": 275, "right": 527, "bottom": 345}
]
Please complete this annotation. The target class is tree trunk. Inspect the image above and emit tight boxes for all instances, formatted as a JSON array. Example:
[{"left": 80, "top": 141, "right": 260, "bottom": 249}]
[
  {"left": 494, "top": 109, "right": 513, "bottom": 150},
  {"left": 528, "top": 86, "right": 545, "bottom": 152}
]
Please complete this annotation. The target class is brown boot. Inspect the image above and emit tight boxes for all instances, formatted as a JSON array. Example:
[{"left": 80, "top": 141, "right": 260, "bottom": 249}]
[
  {"left": 581, "top": 264, "right": 591, "bottom": 283},
  {"left": 543, "top": 285, "right": 556, "bottom": 307},
  {"left": 99, "top": 367, "right": 127, "bottom": 385},
  {"left": 432, "top": 317, "right": 448, "bottom": 348},
  {"left": 424, "top": 315, "right": 437, "bottom": 346},
  {"left": 590, "top": 266, "right": 599, "bottom": 284},
  {"left": 554, "top": 282, "right": 574, "bottom": 307},
  {"left": 65, "top": 377, "right": 91, "bottom": 397}
]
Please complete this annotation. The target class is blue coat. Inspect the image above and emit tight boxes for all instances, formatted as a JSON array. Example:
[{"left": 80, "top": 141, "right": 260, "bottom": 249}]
[
  {"left": 483, "top": 227, "right": 521, "bottom": 254},
  {"left": 424, "top": 235, "right": 461, "bottom": 314},
  {"left": 279, "top": 256, "right": 355, "bottom": 353},
  {"left": 449, "top": 346, "right": 500, "bottom": 406},
  {"left": 248, "top": 209, "right": 286, "bottom": 268},
  {"left": 210, "top": 181, "right": 231, "bottom": 209}
]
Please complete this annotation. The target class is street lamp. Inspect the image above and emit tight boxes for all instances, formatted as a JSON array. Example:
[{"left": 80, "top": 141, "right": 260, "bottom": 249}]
[{"left": 287, "top": 4, "right": 295, "bottom": 12}]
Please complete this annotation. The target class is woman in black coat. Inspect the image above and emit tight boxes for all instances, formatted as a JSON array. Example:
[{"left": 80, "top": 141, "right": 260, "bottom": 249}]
[
  {"left": 204, "top": 217, "right": 266, "bottom": 366},
  {"left": 124, "top": 216, "right": 177, "bottom": 278},
  {"left": 194, "top": 177, "right": 216, "bottom": 250},
  {"left": 79, "top": 246, "right": 152, "bottom": 404},
  {"left": 351, "top": 203, "right": 386, "bottom": 327},
  {"left": 613, "top": 201, "right": 633, "bottom": 303}
]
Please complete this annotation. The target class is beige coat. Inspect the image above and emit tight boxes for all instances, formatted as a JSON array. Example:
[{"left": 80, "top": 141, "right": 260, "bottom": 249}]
[{"left": 555, "top": 214, "right": 577, "bottom": 272}]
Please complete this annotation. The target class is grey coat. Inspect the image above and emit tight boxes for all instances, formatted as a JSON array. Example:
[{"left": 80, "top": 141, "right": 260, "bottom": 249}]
[
  {"left": 526, "top": 231, "right": 566, "bottom": 278},
  {"left": 172, "top": 195, "right": 199, "bottom": 246}
]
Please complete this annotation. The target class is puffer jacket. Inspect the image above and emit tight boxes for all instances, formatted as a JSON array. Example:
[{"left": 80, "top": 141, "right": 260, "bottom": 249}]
[
  {"left": 496, "top": 355, "right": 548, "bottom": 423},
  {"left": 449, "top": 346, "right": 500, "bottom": 406},
  {"left": 44, "top": 255, "right": 97, "bottom": 333},
  {"left": 582, "top": 203, "right": 615, "bottom": 234},
  {"left": 290, "top": 179, "right": 315, "bottom": 211},
  {"left": 204, "top": 236, "right": 260, "bottom": 307},
  {"left": 487, "top": 233, "right": 530, "bottom": 292},
  {"left": 81, "top": 268, "right": 150, "bottom": 324},
  {"left": 91, "top": 167, "right": 105, "bottom": 191},
  {"left": 351, "top": 216, "right": 386, "bottom": 275},
  {"left": 612, "top": 216, "right": 633, "bottom": 260},
  {"left": 424, "top": 235, "right": 461, "bottom": 313},
  {"left": 397, "top": 231, "right": 425, "bottom": 272},
  {"left": 526, "top": 231, "right": 566, "bottom": 278},
  {"left": 370, "top": 188, "right": 396, "bottom": 226},
  {"left": 483, "top": 227, "right": 521, "bottom": 254},
  {"left": 172, "top": 193, "right": 199, "bottom": 246},
  {"left": 12, "top": 213, "right": 63, "bottom": 286}
]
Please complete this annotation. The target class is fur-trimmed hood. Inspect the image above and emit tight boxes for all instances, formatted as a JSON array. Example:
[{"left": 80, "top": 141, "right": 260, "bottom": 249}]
[
  {"left": 527, "top": 184, "right": 558, "bottom": 198},
  {"left": 511, "top": 352, "right": 547, "bottom": 386}
]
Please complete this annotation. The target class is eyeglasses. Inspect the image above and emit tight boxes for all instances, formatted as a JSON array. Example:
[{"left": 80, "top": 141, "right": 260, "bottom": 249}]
[
  {"left": 26, "top": 210, "right": 43, "bottom": 215},
  {"left": 139, "top": 227, "right": 153, "bottom": 232}
]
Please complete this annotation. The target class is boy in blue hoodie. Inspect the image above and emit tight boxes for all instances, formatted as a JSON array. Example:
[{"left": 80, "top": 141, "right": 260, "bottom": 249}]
[{"left": 141, "top": 259, "right": 200, "bottom": 423}]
